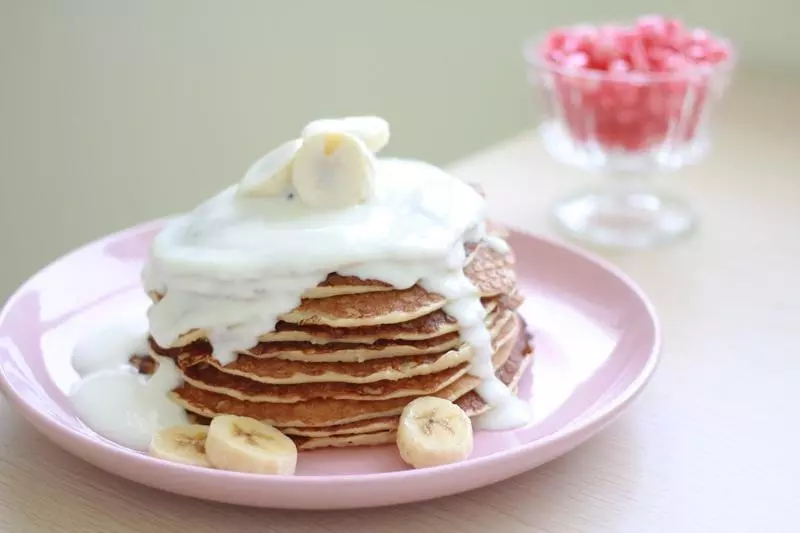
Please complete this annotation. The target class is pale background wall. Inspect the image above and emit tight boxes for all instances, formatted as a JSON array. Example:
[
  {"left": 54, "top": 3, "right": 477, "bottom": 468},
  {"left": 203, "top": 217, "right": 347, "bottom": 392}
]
[{"left": 1, "top": 0, "right": 797, "bottom": 298}]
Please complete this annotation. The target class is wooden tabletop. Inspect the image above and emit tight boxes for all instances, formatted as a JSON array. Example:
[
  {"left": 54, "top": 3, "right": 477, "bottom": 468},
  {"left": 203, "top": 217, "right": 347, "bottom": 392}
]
[{"left": 2, "top": 72, "right": 798, "bottom": 532}]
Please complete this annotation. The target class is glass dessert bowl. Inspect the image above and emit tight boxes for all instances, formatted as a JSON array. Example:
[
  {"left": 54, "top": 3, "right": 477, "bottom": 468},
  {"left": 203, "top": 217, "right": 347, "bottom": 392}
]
[{"left": 525, "top": 16, "right": 736, "bottom": 248}]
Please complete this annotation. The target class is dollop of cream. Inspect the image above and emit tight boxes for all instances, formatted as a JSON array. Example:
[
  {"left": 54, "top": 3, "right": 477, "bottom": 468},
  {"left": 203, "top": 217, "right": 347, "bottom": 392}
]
[{"left": 70, "top": 319, "right": 188, "bottom": 451}]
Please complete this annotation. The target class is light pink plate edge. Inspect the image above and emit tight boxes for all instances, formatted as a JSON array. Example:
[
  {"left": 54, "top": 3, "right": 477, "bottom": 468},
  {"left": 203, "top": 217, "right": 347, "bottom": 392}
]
[{"left": 0, "top": 221, "right": 661, "bottom": 509}]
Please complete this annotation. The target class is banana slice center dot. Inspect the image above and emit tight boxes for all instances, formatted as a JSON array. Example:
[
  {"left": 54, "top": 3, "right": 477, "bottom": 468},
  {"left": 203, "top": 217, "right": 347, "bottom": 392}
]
[
  {"left": 323, "top": 133, "right": 345, "bottom": 155},
  {"left": 415, "top": 409, "right": 455, "bottom": 436},
  {"left": 233, "top": 425, "right": 275, "bottom": 447},
  {"left": 176, "top": 434, "right": 206, "bottom": 455}
]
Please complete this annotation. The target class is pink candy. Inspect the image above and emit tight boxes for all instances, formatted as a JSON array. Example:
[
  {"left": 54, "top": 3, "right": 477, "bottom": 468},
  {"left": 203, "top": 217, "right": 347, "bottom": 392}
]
[{"left": 535, "top": 15, "right": 733, "bottom": 152}]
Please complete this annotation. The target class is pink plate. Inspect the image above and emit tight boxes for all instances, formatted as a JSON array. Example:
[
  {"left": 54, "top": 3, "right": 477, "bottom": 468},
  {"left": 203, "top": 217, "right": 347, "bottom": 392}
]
[{"left": 0, "top": 221, "right": 660, "bottom": 509}]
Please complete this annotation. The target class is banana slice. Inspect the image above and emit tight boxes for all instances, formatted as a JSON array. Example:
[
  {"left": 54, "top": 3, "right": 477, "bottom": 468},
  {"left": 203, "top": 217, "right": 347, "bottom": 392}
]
[
  {"left": 149, "top": 424, "right": 212, "bottom": 468},
  {"left": 205, "top": 415, "right": 297, "bottom": 475},
  {"left": 397, "top": 397, "right": 473, "bottom": 469},
  {"left": 237, "top": 139, "right": 302, "bottom": 197},
  {"left": 302, "top": 116, "right": 390, "bottom": 153},
  {"left": 291, "top": 131, "right": 375, "bottom": 209}
]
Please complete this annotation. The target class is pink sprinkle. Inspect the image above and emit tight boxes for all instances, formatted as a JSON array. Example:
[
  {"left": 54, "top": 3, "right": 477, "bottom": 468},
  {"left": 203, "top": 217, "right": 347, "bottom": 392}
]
[
  {"left": 545, "top": 29, "right": 568, "bottom": 51},
  {"left": 561, "top": 36, "right": 582, "bottom": 54},
  {"left": 663, "top": 53, "right": 690, "bottom": 72},
  {"left": 647, "top": 46, "right": 672, "bottom": 71},
  {"left": 548, "top": 49, "right": 567, "bottom": 64},
  {"left": 564, "top": 52, "right": 590, "bottom": 69},
  {"left": 689, "top": 28, "right": 712, "bottom": 44},
  {"left": 629, "top": 39, "right": 651, "bottom": 71},
  {"left": 665, "top": 18, "right": 685, "bottom": 39},
  {"left": 636, "top": 14, "right": 668, "bottom": 43},
  {"left": 706, "top": 44, "right": 731, "bottom": 63},
  {"left": 685, "top": 44, "right": 707, "bottom": 61},
  {"left": 609, "top": 58, "right": 631, "bottom": 73}
]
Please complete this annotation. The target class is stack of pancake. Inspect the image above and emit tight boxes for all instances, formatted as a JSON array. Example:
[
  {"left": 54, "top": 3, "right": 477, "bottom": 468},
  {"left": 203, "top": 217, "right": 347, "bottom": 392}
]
[{"left": 140, "top": 234, "right": 533, "bottom": 450}]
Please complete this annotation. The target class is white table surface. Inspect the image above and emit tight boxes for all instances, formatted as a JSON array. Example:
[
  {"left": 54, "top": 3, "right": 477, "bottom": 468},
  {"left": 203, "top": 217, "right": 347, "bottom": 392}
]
[{"left": 2, "top": 73, "right": 799, "bottom": 533}]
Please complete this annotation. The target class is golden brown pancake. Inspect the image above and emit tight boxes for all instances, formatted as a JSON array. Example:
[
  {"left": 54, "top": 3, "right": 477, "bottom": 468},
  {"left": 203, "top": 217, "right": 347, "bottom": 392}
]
[
  {"left": 161, "top": 310, "right": 514, "bottom": 386},
  {"left": 182, "top": 323, "right": 534, "bottom": 449},
  {"left": 182, "top": 363, "right": 470, "bottom": 403},
  {"left": 463, "top": 245, "right": 516, "bottom": 298},
  {"left": 156, "top": 332, "right": 462, "bottom": 364},
  {"left": 155, "top": 244, "right": 515, "bottom": 348},
  {"left": 293, "top": 340, "right": 532, "bottom": 450},
  {"left": 169, "top": 314, "right": 525, "bottom": 428},
  {"left": 151, "top": 305, "right": 510, "bottom": 374},
  {"left": 280, "top": 285, "right": 445, "bottom": 327},
  {"left": 172, "top": 312, "right": 520, "bottom": 403},
  {"left": 253, "top": 298, "right": 499, "bottom": 344}
]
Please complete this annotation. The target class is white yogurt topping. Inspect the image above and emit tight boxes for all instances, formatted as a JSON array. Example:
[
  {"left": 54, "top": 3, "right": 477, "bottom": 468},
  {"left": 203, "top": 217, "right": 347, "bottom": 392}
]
[
  {"left": 143, "top": 158, "right": 487, "bottom": 363},
  {"left": 70, "top": 320, "right": 188, "bottom": 451},
  {"left": 68, "top": 122, "right": 530, "bottom": 449}
]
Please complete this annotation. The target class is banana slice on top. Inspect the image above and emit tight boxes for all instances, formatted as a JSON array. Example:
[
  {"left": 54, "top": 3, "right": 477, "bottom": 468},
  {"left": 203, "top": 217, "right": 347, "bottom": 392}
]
[
  {"left": 205, "top": 415, "right": 297, "bottom": 475},
  {"left": 237, "top": 139, "right": 302, "bottom": 198},
  {"left": 302, "top": 116, "right": 390, "bottom": 153},
  {"left": 397, "top": 397, "right": 474, "bottom": 469},
  {"left": 149, "top": 424, "right": 212, "bottom": 468},
  {"left": 291, "top": 131, "right": 375, "bottom": 209}
]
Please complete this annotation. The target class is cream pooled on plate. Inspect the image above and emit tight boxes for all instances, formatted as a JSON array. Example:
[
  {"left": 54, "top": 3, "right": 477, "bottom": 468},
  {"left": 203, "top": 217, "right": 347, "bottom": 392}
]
[{"left": 69, "top": 116, "right": 531, "bottom": 452}]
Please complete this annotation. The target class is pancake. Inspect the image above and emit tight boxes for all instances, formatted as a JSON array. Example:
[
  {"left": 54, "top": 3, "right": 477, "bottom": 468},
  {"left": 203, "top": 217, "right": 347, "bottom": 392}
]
[
  {"left": 295, "top": 431, "right": 398, "bottom": 451},
  {"left": 174, "top": 312, "right": 520, "bottom": 403},
  {"left": 280, "top": 285, "right": 445, "bottom": 327},
  {"left": 253, "top": 298, "right": 499, "bottom": 344},
  {"left": 158, "top": 244, "right": 514, "bottom": 349},
  {"left": 260, "top": 310, "right": 458, "bottom": 344},
  {"left": 463, "top": 245, "right": 516, "bottom": 298},
  {"left": 282, "top": 416, "right": 398, "bottom": 437},
  {"left": 157, "top": 332, "right": 462, "bottom": 364},
  {"left": 187, "top": 333, "right": 532, "bottom": 445},
  {"left": 192, "top": 325, "right": 533, "bottom": 449},
  {"left": 154, "top": 309, "right": 534, "bottom": 450},
  {"left": 151, "top": 284, "right": 444, "bottom": 348},
  {"left": 169, "top": 314, "right": 524, "bottom": 428},
  {"left": 176, "top": 346, "right": 473, "bottom": 385},
  {"left": 153, "top": 303, "right": 509, "bottom": 373},
  {"left": 182, "top": 363, "right": 470, "bottom": 403},
  {"left": 302, "top": 274, "right": 393, "bottom": 299},
  {"left": 165, "top": 298, "right": 496, "bottom": 349},
  {"left": 165, "top": 310, "right": 514, "bottom": 386},
  {"left": 283, "top": 320, "right": 533, "bottom": 439}
]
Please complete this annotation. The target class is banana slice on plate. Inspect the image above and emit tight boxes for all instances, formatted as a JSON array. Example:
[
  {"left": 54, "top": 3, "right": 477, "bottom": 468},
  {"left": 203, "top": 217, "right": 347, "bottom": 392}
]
[
  {"left": 397, "top": 397, "right": 474, "bottom": 469},
  {"left": 205, "top": 415, "right": 298, "bottom": 475},
  {"left": 291, "top": 131, "right": 375, "bottom": 209},
  {"left": 237, "top": 139, "right": 302, "bottom": 197},
  {"left": 149, "top": 424, "right": 212, "bottom": 468},
  {"left": 302, "top": 116, "right": 390, "bottom": 153}
]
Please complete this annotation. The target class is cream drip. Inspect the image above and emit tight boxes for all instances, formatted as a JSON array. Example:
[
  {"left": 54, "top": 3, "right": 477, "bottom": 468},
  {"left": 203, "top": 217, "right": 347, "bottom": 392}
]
[{"left": 70, "top": 319, "right": 188, "bottom": 451}]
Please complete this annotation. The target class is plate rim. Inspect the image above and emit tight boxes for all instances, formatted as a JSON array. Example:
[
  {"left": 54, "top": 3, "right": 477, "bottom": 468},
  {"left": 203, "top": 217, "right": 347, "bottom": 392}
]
[{"left": 0, "top": 220, "right": 661, "bottom": 502}]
